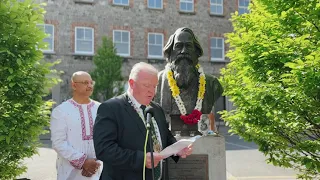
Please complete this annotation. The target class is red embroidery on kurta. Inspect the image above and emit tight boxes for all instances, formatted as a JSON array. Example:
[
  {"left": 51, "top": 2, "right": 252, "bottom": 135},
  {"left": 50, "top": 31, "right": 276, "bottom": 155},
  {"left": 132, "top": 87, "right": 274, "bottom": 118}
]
[
  {"left": 69, "top": 99, "right": 95, "bottom": 140},
  {"left": 70, "top": 154, "right": 87, "bottom": 169}
]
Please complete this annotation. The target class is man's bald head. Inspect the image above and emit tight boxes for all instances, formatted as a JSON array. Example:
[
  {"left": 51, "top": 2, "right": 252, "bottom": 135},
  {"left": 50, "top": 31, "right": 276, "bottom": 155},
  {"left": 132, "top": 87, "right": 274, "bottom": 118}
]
[
  {"left": 71, "top": 71, "right": 94, "bottom": 97},
  {"left": 71, "top": 71, "right": 91, "bottom": 82}
]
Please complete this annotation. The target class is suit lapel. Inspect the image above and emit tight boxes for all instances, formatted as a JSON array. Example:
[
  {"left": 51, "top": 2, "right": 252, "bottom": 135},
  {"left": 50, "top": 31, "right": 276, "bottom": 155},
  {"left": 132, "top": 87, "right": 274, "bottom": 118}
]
[{"left": 121, "top": 93, "right": 147, "bottom": 137}]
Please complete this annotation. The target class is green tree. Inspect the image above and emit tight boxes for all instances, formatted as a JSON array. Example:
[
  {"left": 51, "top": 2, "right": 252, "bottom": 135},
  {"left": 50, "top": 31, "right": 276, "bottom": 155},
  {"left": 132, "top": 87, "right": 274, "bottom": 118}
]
[
  {"left": 0, "top": 0, "right": 60, "bottom": 179},
  {"left": 220, "top": 0, "right": 320, "bottom": 179},
  {"left": 90, "top": 36, "right": 123, "bottom": 101}
]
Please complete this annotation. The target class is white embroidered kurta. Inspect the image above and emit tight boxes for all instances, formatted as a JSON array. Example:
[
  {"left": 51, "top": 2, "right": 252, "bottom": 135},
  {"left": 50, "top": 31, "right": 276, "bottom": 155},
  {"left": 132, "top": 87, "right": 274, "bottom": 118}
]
[{"left": 50, "top": 99, "right": 102, "bottom": 180}]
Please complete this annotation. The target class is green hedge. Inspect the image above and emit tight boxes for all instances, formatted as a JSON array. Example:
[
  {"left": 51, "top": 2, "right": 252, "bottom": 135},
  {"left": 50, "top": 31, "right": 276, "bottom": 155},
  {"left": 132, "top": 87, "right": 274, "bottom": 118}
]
[
  {"left": 220, "top": 0, "right": 320, "bottom": 179},
  {"left": 0, "top": 0, "right": 59, "bottom": 179}
]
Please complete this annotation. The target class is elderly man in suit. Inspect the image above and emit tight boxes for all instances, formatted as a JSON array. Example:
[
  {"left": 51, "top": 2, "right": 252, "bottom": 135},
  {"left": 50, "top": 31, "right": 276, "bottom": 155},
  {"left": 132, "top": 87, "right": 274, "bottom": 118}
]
[{"left": 93, "top": 62, "right": 192, "bottom": 180}]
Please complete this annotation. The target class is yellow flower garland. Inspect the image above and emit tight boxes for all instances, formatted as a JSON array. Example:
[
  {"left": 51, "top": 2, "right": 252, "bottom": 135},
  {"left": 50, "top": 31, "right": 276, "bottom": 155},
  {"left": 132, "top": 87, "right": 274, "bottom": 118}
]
[{"left": 167, "top": 64, "right": 206, "bottom": 116}]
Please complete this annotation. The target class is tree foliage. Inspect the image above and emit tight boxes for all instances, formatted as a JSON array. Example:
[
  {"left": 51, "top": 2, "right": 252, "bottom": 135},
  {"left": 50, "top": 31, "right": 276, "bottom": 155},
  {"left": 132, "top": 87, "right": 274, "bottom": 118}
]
[
  {"left": 0, "top": 0, "right": 60, "bottom": 179},
  {"left": 90, "top": 36, "right": 123, "bottom": 101},
  {"left": 220, "top": 0, "right": 320, "bottom": 179}
]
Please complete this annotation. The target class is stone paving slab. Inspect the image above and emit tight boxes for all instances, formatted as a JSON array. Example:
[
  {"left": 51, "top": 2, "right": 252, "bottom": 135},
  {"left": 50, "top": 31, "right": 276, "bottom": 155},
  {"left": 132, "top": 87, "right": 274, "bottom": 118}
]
[{"left": 17, "top": 147, "right": 57, "bottom": 180}]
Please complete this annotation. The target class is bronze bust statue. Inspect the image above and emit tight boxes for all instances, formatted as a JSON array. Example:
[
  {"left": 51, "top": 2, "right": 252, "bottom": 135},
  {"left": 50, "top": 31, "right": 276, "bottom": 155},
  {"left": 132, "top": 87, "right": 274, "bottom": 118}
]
[{"left": 155, "top": 27, "right": 223, "bottom": 136}]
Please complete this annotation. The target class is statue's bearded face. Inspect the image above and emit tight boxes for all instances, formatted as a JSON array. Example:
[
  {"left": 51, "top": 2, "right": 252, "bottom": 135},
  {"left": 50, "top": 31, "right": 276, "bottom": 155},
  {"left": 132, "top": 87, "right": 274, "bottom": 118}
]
[{"left": 169, "top": 31, "right": 198, "bottom": 89}]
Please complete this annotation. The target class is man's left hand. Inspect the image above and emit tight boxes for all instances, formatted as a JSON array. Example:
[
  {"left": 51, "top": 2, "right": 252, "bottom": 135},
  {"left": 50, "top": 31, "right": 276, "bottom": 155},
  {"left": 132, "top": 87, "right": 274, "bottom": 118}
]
[{"left": 177, "top": 144, "right": 193, "bottom": 158}]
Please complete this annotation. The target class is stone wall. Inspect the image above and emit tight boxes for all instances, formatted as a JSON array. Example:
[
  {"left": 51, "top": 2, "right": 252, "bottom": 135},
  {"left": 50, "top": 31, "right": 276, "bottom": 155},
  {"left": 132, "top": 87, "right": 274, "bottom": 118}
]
[{"left": 37, "top": 0, "right": 238, "bottom": 111}]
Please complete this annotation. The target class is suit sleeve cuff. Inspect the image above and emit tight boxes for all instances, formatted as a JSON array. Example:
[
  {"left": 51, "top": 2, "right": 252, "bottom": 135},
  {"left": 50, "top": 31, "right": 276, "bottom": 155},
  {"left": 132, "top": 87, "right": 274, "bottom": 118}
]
[{"left": 171, "top": 155, "right": 179, "bottom": 163}]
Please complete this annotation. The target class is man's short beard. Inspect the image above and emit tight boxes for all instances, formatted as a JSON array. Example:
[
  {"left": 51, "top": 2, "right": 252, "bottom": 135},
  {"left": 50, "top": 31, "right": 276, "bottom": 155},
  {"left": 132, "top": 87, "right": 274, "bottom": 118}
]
[{"left": 170, "top": 55, "right": 197, "bottom": 89}]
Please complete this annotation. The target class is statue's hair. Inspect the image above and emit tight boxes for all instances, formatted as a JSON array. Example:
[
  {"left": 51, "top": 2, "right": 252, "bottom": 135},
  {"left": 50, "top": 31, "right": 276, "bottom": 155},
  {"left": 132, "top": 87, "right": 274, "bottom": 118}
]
[
  {"left": 163, "top": 27, "right": 203, "bottom": 61},
  {"left": 129, "top": 62, "right": 158, "bottom": 81}
]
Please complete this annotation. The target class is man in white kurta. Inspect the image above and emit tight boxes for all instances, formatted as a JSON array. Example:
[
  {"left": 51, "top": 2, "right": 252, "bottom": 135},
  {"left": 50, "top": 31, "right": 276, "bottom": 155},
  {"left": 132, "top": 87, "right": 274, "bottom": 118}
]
[{"left": 50, "top": 71, "right": 102, "bottom": 180}]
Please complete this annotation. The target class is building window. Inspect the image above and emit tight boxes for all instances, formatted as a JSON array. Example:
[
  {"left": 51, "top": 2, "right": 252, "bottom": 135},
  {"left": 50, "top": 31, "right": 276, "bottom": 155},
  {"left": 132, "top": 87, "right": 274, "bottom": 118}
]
[
  {"left": 37, "top": 24, "right": 54, "bottom": 52},
  {"left": 180, "top": 0, "right": 194, "bottom": 12},
  {"left": 238, "top": 0, "right": 250, "bottom": 15},
  {"left": 210, "top": 0, "right": 223, "bottom": 15},
  {"left": 210, "top": 37, "right": 224, "bottom": 61},
  {"left": 113, "top": 0, "right": 129, "bottom": 6},
  {"left": 148, "top": 33, "right": 163, "bottom": 58},
  {"left": 113, "top": 30, "right": 130, "bottom": 56},
  {"left": 75, "top": 27, "right": 94, "bottom": 55},
  {"left": 148, "top": 0, "right": 163, "bottom": 9}
]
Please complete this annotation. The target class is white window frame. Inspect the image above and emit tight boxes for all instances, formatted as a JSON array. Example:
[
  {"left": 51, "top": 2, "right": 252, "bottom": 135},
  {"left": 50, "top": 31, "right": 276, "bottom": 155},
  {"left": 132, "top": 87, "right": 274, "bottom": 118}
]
[
  {"left": 148, "top": 33, "right": 164, "bottom": 58},
  {"left": 180, "top": 0, "right": 194, "bottom": 12},
  {"left": 148, "top": 0, "right": 163, "bottom": 9},
  {"left": 113, "top": 0, "right": 129, "bottom": 6},
  {"left": 75, "top": 27, "right": 94, "bottom": 55},
  {"left": 210, "top": 37, "right": 225, "bottom": 61},
  {"left": 38, "top": 24, "right": 54, "bottom": 53},
  {"left": 113, "top": 30, "right": 130, "bottom": 57},
  {"left": 210, "top": 0, "right": 223, "bottom": 15},
  {"left": 238, "top": 0, "right": 250, "bottom": 15}
]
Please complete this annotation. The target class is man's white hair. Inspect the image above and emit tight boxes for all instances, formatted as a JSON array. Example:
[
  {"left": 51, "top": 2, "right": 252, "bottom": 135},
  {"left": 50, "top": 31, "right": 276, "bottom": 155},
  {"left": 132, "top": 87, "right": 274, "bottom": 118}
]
[{"left": 129, "top": 62, "right": 158, "bottom": 81}]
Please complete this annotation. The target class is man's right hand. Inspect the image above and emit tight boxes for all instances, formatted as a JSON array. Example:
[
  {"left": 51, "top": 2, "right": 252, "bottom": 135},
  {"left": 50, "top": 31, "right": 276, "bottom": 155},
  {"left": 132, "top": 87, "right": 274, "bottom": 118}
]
[
  {"left": 145, "top": 152, "right": 163, "bottom": 169},
  {"left": 82, "top": 158, "right": 100, "bottom": 175},
  {"left": 81, "top": 169, "right": 93, "bottom": 177}
]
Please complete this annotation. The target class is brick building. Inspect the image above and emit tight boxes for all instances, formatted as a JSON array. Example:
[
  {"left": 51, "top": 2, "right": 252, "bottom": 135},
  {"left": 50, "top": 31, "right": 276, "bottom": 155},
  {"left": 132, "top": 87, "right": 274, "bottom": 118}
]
[{"left": 37, "top": 0, "right": 250, "bottom": 115}]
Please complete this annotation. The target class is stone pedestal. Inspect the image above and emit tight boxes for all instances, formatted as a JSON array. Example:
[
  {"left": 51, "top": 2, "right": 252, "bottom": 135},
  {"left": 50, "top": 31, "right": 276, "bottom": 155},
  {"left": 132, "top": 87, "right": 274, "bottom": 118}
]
[{"left": 167, "top": 135, "right": 226, "bottom": 180}]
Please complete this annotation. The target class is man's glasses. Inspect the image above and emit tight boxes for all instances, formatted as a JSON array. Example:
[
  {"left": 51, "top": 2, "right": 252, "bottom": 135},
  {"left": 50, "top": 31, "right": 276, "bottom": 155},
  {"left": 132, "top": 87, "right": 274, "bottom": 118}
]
[{"left": 73, "top": 81, "right": 95, "bottom": 86}]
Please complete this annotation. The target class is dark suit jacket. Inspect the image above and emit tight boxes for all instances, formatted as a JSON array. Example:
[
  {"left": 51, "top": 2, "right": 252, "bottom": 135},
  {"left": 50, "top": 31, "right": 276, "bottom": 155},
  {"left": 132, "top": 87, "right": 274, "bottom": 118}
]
[{"left": 93, "top": 93, "right": 178, "bottom": 180}]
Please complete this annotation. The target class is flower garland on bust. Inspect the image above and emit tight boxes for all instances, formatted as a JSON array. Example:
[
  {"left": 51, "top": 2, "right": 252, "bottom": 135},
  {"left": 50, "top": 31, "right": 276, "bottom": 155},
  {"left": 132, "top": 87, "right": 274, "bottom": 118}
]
[{"left": 166, "top": 64, "right": 206, "bottom": 125}]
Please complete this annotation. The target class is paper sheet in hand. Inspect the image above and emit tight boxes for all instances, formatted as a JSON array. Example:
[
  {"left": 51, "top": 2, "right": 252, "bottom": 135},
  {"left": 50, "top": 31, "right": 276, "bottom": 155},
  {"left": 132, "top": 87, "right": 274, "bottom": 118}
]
[{"left": 160, "top": 135, "right": 201, "bottom": 159}]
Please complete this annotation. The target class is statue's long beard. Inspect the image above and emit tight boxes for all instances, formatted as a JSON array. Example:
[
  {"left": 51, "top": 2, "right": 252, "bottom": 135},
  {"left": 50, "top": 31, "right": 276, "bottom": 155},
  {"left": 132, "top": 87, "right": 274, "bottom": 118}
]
[{"left": 170, "top": 58, "right": 197, "bottom": 89}]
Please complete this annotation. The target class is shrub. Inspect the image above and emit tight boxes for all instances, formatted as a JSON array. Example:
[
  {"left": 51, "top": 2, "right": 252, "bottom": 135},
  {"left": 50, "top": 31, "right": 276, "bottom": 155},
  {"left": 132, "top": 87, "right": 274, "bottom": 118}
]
[
  {"left": 220, "top": 0, "right": 320, "bottom": 179},
  {"left": 0, "top": 0, "right": 60, "bottom": 179}
]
